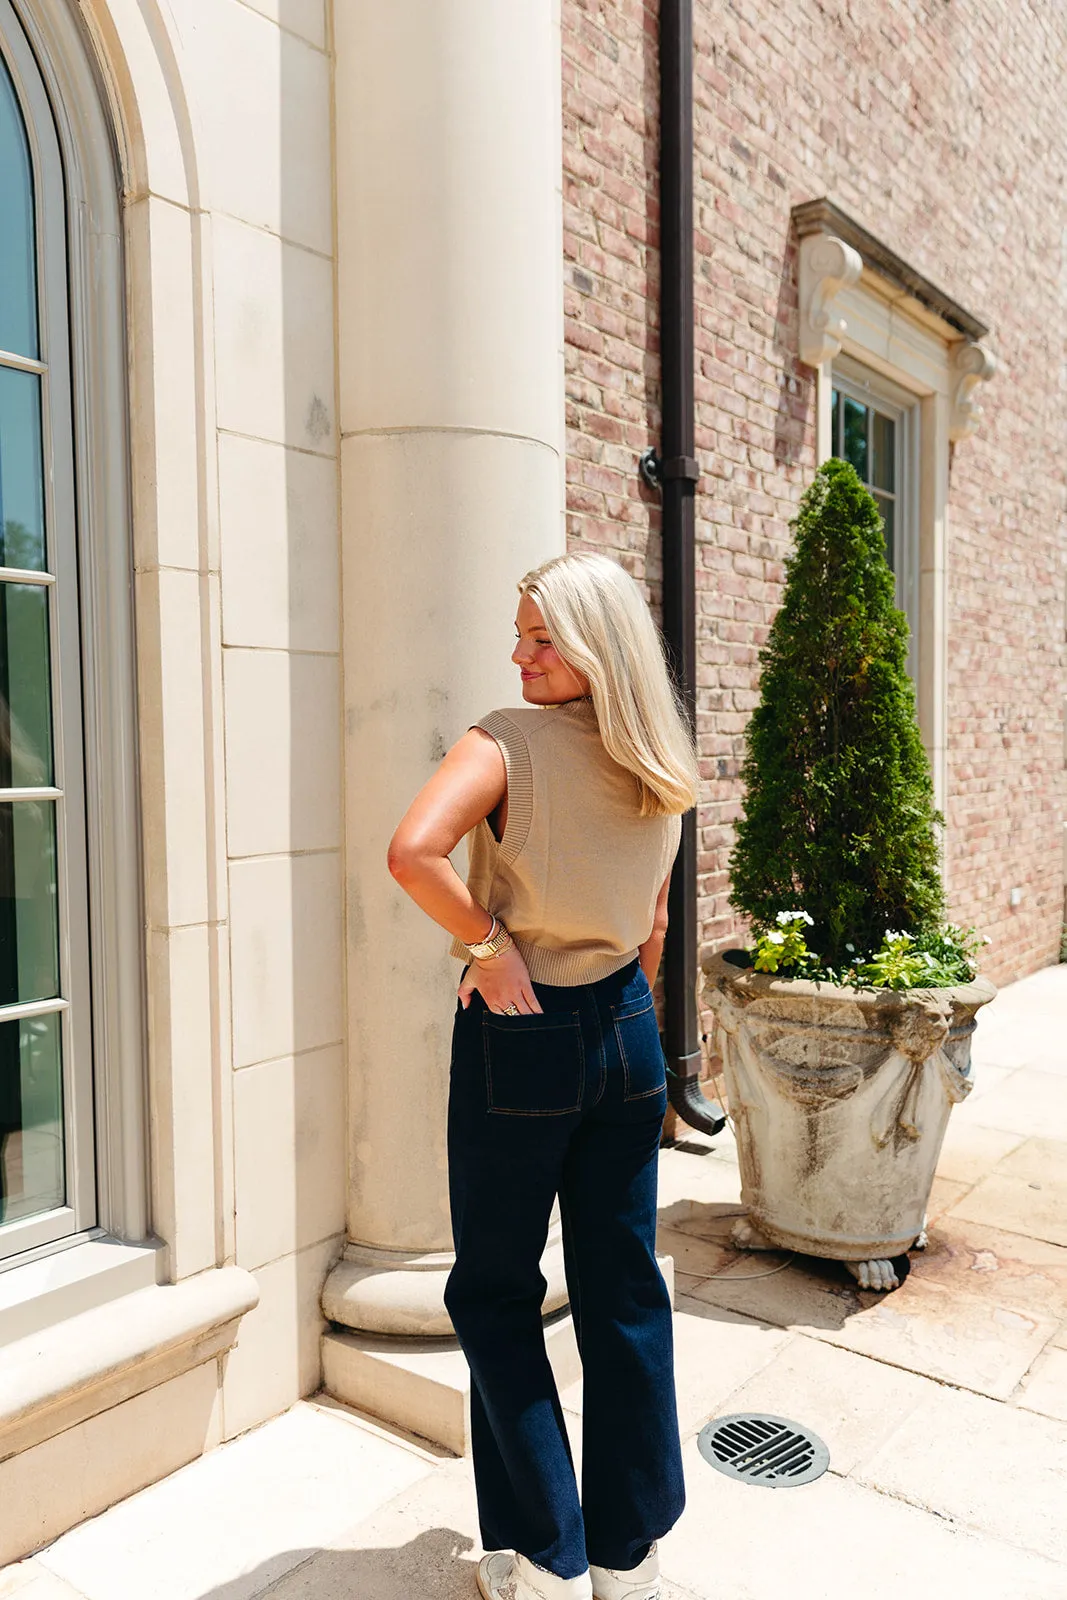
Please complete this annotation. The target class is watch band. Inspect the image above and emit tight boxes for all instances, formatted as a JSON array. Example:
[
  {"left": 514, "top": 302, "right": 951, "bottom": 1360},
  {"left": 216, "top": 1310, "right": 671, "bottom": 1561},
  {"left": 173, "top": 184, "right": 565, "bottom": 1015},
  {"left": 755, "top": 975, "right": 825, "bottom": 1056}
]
[{"left": 467, "top": 916, "right": 513, "bottom": 961}]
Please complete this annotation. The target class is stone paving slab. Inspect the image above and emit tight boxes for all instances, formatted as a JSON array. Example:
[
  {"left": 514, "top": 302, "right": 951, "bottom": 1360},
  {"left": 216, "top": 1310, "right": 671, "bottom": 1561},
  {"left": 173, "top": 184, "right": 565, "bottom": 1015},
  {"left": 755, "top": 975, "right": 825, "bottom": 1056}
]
[
  {"left": 0, "top": 1566, "right": 87, "bottom": 1600},
  {"left": 683, "top": 1251, "right": 1059, "bottom": 1399},
  {"left": 970, "top": 968, "right": 1067, "bottom": 1077},
  {"left": 949, "top": 1137, "right": 1067, "bottom": 1247},
  {"left": 660, "top": 1436, "right": 1065, "bottom": 1600},
  {"left": 933, "top": 1119, "right": 1025, "bottom": 1185},
  {"left": 855, "top": 1384, "right": 1067, "bottom": 1566},
  {"left": 912, "top": 1214, "right": 1067, "bottom": 1324},
  {"left": 254, "top": 1457, "right": 480, "bottom": 1600},
  {"left": 1018, "top": 1346, "right": 1067, "bottom": 1423},
  {"left": 35, "top": 1402, "right": 434, "bottom": 1600},
  {"left": 702, "top": 1332, "right": 941, "bottom": 1475},
  {"left": 957, "top": 1068, "right": 1067, "bottom": 1142}
]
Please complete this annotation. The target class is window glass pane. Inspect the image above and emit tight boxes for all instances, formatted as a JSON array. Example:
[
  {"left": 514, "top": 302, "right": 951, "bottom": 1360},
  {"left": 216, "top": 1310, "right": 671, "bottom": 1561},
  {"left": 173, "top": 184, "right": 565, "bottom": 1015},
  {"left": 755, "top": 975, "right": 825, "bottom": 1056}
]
[
  {"left": 0, "top": 54, "right": 38, "bottom": 361},
  {"left": 0, "top": 366, "right": 46, "bottom": 569},
  {"left": 0, "top": 582, "right": 54, "bottom": 787},
  {"left": 0, "top": 1010, "right": 63, "bottom": 1225},
  {"left": 872, "top": 411, "right": 895, "bottom": 492},
  {"left": 843, "top": 396, "right": 868, "bottom": 480},
  {"left": 831, "top": 388, "right": 840, "bottom": 457},
  {"left": 0, "top": 800, "right": 59, "bottom": 1005},
  {"left": 875, "top": 492, "right": 895, "bottom": 572}
]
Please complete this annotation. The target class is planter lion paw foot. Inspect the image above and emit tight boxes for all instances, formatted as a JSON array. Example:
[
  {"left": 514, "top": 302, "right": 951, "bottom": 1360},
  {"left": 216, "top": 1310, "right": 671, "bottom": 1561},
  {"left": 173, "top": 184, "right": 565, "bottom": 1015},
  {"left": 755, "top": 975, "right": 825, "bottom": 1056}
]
[
  {"left": 730, "top": 1215, "right": 777, "bottom": 1252},
  {"left": 844, "top": 1258, "right": 900, "bottom": 1292}
]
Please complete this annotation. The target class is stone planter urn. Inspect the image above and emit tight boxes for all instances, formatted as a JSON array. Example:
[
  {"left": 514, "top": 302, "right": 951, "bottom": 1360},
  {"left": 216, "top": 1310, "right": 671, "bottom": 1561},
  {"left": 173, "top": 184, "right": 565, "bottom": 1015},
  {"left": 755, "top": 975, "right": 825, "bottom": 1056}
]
[{"left": 701, "top": 951, "right": 996, "bottom": 1289}]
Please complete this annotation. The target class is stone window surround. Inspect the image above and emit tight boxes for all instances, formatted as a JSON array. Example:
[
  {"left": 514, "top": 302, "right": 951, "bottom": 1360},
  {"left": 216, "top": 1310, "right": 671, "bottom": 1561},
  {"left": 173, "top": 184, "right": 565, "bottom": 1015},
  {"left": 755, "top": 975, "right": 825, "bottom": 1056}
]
[
  {"left": 794, "top": 198, "right": 996, "bottom": 821},
  {"left": 0, "top": 0, "right": 257, "bottom": 1462}
]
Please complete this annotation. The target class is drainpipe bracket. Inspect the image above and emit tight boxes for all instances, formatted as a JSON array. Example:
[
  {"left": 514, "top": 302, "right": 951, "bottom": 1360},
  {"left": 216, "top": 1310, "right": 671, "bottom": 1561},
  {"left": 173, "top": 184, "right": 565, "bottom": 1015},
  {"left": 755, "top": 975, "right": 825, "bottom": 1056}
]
[
  {"left": 638, "top": 450, "right": 701, "bottom": 490},
  {"left": 638, "top": 448, "right": 663, "bottom": 489},
  {"left": 660, "top": 454, "right": 701, "bottom": 483}
]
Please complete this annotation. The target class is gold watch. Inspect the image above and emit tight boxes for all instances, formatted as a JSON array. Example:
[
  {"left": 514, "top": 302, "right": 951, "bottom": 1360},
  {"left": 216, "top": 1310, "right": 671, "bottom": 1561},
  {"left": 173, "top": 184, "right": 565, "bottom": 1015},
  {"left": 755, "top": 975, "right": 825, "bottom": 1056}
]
[{"left": 467, "top": 916, "right": 513, "bottom": 961}]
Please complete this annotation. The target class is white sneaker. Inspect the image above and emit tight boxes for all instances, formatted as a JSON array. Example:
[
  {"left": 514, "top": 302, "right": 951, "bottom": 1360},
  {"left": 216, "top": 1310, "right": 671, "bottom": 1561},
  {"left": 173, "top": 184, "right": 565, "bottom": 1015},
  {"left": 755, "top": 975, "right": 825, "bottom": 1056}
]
[
  {"left": 477, "top": 1550, "right": 593, "bottom": 1600},
  {"left": 589, "top": 1543, "right": 660, "bottom": 1600}
]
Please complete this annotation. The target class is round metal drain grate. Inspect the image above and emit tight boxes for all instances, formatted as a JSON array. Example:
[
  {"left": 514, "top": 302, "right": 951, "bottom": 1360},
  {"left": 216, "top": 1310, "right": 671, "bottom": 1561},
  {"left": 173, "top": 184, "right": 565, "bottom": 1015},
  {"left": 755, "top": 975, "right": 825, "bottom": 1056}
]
[{"left": 697, "top": 1413, "right": 830, "bottom": 1488}]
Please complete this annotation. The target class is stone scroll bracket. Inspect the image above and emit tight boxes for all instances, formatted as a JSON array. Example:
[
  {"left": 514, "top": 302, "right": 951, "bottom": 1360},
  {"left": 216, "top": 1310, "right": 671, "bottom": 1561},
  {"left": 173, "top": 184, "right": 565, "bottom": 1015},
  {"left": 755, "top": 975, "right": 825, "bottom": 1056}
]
[
  {"left": 948, "top": 340, "right": 997, "bottom": 442},
  {"left": 798, "top": 233, "right": 864, "bottom": 368}
]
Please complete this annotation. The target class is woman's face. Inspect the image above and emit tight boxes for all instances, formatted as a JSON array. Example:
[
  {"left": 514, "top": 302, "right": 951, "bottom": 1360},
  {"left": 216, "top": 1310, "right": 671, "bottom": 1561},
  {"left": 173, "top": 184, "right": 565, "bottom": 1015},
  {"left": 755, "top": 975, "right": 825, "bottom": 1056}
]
[{"left": 512, "top": 593, "right": 590, "bottom": 704}]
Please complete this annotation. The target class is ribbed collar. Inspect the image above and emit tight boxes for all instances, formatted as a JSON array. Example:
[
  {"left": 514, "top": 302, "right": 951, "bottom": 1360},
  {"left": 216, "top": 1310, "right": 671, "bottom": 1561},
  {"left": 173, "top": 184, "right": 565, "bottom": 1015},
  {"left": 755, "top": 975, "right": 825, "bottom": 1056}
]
[{"left": 553, "top": 694, "right": 597, "bottom": 720}]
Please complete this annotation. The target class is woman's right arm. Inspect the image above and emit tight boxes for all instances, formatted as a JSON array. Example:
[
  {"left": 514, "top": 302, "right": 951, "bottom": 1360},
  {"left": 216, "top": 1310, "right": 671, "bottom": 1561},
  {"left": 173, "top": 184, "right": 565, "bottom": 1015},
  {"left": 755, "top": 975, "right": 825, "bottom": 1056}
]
[
  {"left": 387, "top": 728, "right": 505, "bottom": 947},
  {"left": 387, "top": 728, "right": 542, "bottom": 1014}
]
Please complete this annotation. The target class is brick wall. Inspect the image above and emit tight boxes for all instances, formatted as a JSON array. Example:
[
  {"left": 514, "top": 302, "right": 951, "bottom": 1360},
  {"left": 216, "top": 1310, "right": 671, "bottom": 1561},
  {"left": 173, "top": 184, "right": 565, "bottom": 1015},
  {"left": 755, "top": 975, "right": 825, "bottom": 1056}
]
[{"left": 562, "top": 0, "right": 1067, "bottom": 986}]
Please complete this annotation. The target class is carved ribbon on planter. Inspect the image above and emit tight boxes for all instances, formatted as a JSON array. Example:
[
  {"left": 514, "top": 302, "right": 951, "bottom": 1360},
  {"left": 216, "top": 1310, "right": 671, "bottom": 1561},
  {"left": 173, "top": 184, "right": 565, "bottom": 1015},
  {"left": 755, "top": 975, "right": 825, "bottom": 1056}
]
[{"left": 868, "top": 997, "right": 971, "bottom": 1149}]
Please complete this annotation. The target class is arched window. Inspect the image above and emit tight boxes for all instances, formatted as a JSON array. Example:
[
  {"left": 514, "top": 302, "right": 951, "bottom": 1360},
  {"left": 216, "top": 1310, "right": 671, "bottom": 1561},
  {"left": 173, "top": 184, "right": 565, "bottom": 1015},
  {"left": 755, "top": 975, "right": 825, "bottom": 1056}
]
[
  {"left": 0, "top": 11, "right": 93, "bottom": 1261},
  {"left": 1, "top": 0, "right": 142, "bottom": 1268}
]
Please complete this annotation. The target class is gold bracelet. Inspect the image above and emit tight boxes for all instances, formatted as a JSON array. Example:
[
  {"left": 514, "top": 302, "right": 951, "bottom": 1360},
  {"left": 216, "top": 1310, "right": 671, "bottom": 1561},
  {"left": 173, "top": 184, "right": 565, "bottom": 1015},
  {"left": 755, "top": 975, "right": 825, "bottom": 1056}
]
[
  {"left": 474, "top": 931, "right": 513, "bottom": 963},
  {"left": 467, "top": 917, "right": 513, "bottom": 961}
]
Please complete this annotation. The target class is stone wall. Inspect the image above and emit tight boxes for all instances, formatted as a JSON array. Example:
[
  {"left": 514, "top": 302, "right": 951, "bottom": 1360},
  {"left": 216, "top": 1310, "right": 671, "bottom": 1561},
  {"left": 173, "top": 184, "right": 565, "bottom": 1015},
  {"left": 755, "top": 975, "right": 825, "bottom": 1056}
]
[{"left": 562, "top": 0, "right": 1067, "bottom": 984}]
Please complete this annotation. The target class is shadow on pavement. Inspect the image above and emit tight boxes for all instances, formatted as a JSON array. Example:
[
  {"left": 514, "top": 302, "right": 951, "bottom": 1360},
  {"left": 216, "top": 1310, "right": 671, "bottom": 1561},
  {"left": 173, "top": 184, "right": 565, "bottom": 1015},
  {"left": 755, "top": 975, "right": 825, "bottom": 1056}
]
[{"left": 198, "top": 1527, "right": 477, "bottom": 1600}]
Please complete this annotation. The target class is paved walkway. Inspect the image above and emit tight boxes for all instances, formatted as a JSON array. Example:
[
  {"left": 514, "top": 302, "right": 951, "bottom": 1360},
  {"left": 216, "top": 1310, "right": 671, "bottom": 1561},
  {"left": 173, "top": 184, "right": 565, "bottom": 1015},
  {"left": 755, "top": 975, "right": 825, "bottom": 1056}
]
[{"left": 3, "top": 965, "right": 1065, "bottom": 1600}]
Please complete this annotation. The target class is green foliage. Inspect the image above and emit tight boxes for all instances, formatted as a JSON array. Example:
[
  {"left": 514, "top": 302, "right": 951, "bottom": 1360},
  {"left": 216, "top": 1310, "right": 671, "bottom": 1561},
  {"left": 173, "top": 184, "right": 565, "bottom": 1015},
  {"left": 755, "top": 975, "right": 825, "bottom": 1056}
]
[
  {"left": 729, "top": 458, "right": 945, "bottom": 968},
  {"left": 745, "top": 915, "right": 984, "bottom": 992},
  {"left": 751, "top": 910, "right": 816, "bottom": 974}
]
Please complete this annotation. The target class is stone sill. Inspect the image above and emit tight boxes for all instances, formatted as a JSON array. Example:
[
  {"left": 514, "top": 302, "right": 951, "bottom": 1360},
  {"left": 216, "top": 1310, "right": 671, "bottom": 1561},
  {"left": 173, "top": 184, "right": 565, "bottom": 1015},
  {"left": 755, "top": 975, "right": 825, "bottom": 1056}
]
[
  {"left": 0, "top": 1236, "right": 163, "bottom": 1346},
  {"left": 0, "top": 1259, "right": 258, "bottom": 1460}
]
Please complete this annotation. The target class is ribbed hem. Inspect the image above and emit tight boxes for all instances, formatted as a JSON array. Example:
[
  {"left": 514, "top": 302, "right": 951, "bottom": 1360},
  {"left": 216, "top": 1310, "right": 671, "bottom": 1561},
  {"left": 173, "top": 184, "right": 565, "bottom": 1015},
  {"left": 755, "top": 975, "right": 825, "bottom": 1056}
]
[
  {"left": 512, "top": 937, "right": 639, "bottom": 987},
  {"left": 449, "top": 933, "right": 638, "bottom": 987},
  {"left": 475, "top": 711, "right": 534, "bottom": 864}
]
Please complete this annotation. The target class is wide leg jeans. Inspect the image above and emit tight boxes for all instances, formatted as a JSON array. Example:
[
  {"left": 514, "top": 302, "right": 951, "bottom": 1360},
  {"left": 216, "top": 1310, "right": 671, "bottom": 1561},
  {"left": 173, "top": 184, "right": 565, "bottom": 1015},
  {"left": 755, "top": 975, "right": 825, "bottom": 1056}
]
[{"left": 444, "top": 958, "right": 685, "bottom": 1580}]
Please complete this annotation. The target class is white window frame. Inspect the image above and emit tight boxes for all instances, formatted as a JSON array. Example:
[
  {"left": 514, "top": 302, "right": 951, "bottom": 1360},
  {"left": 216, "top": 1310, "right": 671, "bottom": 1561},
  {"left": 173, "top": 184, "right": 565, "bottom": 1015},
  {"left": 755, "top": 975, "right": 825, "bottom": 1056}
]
[
  {"left": 0, "top": 1, "right": 94, "bottom": 1260},
  {"left": 0, "top": 0, "right": 147, "bottom": 1276},
  {"left": 831, "top": 358, "right": 921, "bottom": 684}
]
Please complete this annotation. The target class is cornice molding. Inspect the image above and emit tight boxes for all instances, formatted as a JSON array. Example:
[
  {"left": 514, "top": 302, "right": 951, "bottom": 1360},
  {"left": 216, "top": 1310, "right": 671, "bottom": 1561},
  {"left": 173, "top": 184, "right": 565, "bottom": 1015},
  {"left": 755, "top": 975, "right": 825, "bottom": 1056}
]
[
  {"left": 797, "top": 233, "right": 863, "bottom": 368},
  {"left": 794, "top": 198, "right": 996, "bottom": 442},
  {"left": 793, "top": 198, "right": 989, "bottom": 342}
]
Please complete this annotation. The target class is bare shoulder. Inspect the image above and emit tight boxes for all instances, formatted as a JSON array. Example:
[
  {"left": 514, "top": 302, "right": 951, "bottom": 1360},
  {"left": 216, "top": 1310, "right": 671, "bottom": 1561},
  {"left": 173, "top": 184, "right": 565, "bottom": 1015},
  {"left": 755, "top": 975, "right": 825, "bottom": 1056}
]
[{"left": 446, "top": 725, "right": 506, "bottom": 777}]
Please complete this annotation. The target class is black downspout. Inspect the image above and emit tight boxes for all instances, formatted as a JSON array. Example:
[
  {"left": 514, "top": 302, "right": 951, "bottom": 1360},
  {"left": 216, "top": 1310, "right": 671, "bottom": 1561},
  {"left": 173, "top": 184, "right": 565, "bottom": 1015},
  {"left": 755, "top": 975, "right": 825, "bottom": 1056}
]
[{"left": 656, "top": 0, "right": 725, "bottom": 1138}]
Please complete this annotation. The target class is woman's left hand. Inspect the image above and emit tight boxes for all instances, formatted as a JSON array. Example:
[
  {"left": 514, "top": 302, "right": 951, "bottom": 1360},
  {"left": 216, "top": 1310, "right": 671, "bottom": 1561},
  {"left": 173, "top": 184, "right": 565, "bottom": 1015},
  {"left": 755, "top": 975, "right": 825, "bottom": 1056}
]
[{"left": 459, "top": 947, "right": 543, "bottom": 1014}]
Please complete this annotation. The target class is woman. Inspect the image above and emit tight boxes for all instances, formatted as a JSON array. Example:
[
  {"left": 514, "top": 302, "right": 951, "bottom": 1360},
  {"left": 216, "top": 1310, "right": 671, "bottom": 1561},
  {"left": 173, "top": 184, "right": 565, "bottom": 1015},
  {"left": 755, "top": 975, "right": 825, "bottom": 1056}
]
[{"left": 388, "top": 551, "right": 697, "bottom": 1600}]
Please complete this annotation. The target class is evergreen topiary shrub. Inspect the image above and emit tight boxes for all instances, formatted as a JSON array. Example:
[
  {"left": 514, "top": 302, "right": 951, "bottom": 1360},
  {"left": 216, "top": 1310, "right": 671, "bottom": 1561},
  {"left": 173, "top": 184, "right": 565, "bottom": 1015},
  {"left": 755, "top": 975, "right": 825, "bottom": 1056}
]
[{"left": 729, "top": 457, "right": 948, "bottom": 973}]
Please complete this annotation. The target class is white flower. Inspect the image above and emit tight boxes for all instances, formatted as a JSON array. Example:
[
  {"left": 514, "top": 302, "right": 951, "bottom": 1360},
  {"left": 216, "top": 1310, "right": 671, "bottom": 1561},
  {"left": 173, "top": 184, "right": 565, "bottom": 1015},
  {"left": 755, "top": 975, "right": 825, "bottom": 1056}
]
[
  {"left": 766, "top": 931, "right": 785, "bottom": 945},
  {"left": 776, "top": 909, "right": 814, "bottom": 927},
  {"left": 845, "top": 943, "right": 855, "bottom": 953}
]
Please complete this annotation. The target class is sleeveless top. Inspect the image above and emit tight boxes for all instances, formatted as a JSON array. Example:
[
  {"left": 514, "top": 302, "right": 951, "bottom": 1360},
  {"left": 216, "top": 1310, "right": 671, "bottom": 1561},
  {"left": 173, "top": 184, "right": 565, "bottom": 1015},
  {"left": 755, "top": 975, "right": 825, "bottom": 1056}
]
[{"left": 450, "top": 696, "right": 682, "bottom": 986}]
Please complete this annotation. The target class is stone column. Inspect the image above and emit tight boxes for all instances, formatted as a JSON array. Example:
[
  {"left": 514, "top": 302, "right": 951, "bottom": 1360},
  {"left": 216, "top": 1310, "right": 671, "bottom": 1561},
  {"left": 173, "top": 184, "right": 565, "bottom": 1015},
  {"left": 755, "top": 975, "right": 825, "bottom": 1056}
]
[{"left": 323, "top": 1, "right": 566, "bottom": 1338}]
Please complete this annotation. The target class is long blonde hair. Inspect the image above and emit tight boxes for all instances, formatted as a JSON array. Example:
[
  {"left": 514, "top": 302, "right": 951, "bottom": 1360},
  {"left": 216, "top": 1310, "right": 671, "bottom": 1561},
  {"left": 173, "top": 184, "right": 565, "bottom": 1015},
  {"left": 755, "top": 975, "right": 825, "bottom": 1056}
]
[{"left": 518, "top": 551, "right": 699, "bottom": 816}]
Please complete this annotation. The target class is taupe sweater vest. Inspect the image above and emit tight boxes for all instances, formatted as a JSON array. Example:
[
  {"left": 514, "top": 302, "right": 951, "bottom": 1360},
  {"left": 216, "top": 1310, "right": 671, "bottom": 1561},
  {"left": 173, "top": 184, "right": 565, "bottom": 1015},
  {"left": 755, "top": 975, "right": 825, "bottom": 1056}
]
[{"left": 450, "top": 696, "right": 682, "bottom": 987}]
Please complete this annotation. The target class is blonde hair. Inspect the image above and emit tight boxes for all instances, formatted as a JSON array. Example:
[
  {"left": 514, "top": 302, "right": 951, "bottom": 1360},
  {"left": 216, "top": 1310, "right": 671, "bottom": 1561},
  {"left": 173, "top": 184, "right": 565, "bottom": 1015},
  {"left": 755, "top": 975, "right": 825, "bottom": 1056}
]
[{"left": 518, "top": 551, "right": 699, "bottom": 816}]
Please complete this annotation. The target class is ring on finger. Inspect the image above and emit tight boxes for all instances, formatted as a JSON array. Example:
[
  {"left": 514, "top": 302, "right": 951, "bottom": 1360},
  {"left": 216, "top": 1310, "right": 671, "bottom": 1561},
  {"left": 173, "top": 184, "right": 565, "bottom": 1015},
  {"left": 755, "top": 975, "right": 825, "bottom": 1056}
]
[{"left": 503, "top": 1003, "right": 520, "bottom": 1016}]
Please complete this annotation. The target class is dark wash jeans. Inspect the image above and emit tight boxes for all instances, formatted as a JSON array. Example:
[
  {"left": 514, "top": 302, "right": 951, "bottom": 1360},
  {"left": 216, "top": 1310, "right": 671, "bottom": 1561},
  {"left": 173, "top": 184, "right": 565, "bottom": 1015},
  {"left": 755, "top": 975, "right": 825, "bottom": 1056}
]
[{"left": 444, "top": 957, "right": 685, "bottom": 1580}]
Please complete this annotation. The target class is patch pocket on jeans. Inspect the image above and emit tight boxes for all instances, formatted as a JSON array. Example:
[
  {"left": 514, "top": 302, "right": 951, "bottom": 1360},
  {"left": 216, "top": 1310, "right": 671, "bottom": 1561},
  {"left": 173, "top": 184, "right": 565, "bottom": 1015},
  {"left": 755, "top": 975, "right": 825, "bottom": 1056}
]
[
  {"left": 482, "top": 1011, "right": 584, "bottom": 1116},
  {"left": 611, "top": 995, "right": 667, "bottom": 1101}
]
